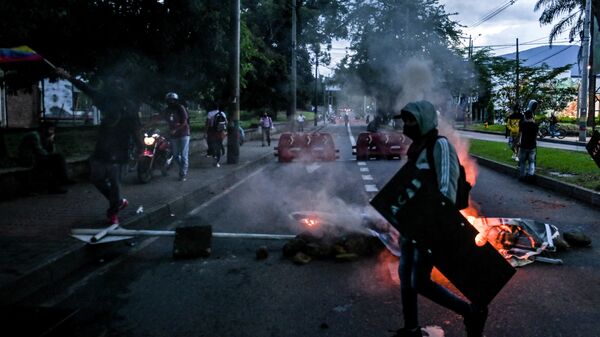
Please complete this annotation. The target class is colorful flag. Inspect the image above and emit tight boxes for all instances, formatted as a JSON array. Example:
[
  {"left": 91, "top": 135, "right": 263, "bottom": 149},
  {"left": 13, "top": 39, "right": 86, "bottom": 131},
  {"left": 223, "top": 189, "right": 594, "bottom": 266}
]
[{"left": 0, "top": 46, "right": 43, "bottom": 64}]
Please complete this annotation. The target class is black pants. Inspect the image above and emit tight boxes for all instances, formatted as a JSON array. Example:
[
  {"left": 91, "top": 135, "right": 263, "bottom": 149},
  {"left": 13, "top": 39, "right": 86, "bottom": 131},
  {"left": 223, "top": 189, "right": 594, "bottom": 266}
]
[
  {"left": 90, "top": 159, "right": 123, "bottom": 216},
  {"left": 399, "top": 237, "right": 471, "bottom": 328}
]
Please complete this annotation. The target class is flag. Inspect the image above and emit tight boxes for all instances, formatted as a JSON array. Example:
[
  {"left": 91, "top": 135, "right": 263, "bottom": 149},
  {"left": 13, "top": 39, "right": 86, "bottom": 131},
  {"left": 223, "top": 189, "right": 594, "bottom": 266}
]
[{"left": 0, "top": 46, "right": 43, "bottom": 64}]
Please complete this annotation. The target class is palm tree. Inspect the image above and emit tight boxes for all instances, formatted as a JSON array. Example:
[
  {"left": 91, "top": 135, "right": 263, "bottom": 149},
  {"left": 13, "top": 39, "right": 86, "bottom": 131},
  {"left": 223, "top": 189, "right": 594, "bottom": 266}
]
[{"left": 534, "top": 0, "right": 600, "bottom": 44}]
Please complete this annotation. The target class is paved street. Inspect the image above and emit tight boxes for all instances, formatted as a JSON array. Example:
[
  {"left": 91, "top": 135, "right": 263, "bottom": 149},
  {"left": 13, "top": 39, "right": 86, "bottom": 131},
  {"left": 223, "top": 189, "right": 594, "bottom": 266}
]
[{"left": 3, "top": 122, "right": 598, "bottom": 337}]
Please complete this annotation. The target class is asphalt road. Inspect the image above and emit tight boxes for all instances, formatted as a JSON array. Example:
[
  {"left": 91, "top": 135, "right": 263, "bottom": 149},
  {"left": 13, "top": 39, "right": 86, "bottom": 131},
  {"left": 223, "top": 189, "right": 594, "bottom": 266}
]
[{"left": 18, "top": 123, "right": 600, "bottom": 337}]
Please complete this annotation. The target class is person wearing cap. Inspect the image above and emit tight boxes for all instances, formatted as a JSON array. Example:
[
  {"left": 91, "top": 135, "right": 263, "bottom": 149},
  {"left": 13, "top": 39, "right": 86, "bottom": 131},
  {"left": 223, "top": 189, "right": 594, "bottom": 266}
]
[
  {"left": 163, "top": 92, "right": 190, "bottom": 181},
  {"left": 518, "top": 100, "right": 539, "bottom": 182},
  {"left": 391, "top": 100, "right": 488, "bottom": 337}
]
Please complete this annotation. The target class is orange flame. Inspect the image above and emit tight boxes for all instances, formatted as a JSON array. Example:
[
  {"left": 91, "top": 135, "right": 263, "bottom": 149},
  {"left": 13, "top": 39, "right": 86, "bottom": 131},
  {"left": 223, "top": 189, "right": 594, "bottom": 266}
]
[{"left": 301, "top": 218, "right": 318, "bottom": 227}]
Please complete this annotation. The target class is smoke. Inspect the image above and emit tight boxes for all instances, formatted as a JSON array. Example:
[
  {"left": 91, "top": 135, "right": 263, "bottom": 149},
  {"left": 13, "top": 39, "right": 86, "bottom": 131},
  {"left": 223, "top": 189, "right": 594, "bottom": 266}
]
[
  {"left": 393, "top": 57, "right": 437, "bottom": 111},
  {"left": 221, "top": 163, "right": 372, "bottom": 235}
]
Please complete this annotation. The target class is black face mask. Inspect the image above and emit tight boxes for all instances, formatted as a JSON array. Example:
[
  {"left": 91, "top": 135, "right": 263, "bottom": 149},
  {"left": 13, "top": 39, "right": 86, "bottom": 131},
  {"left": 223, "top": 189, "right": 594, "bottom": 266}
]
[{"left": 403, "top": 124, "right": 421, "bottom": 140}]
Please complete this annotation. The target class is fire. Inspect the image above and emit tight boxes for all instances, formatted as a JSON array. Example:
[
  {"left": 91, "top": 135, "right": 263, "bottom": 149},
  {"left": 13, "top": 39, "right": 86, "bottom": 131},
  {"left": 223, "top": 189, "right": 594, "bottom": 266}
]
[{"left": 301, "top": 218, "right": 318, "bottom": 227}]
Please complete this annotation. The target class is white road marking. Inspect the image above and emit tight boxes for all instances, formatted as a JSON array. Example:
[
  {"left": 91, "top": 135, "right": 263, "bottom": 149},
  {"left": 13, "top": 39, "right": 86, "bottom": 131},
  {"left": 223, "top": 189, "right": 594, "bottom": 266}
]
[
  {"left": 365, "top": 184, "right": 379, "bottom": 192},
  {"left": 359, "top": 167, "right": 369, "bottom": 172},
  {"left": 362, "top": 175, "right": 373, "bottom": 181},
  {"left": 357, "top": 162, "right": 366, "bottom": 166}
]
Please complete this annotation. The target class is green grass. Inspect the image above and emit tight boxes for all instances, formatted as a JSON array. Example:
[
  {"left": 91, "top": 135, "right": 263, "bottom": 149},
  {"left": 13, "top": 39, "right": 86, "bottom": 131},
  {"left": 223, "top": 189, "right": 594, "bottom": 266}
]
[
  {"left": 468, "top": 139, "right": 600, "bottom": 191},
  {"left": 465, "top": 124, "right": 505, "bottom": 134}
]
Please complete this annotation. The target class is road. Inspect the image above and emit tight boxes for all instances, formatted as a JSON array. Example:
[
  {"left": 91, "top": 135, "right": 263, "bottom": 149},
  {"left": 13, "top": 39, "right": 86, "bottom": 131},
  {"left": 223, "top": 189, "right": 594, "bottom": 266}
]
[{"left": 18, "top": 123, "right": 600, "bottom": 337}]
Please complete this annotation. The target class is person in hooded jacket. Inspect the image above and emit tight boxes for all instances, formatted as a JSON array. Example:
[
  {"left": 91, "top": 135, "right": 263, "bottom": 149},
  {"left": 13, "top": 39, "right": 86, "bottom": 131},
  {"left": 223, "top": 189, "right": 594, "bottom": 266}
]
[
  {"left": 56, "top": 68, "right": 144, "bottom": 225},
  {"left": 392, "top": 100, "right": 488, "bottom": 337}
]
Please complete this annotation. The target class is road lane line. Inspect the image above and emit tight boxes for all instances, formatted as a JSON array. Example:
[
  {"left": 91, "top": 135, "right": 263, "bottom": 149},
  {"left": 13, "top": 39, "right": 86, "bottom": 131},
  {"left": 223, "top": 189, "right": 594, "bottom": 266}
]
[
  {"left": 362, "top": 174, "right": 373, "bottom": 181},
  {"left": 365, "top": 184, "right": 379, "bottom": 192}
]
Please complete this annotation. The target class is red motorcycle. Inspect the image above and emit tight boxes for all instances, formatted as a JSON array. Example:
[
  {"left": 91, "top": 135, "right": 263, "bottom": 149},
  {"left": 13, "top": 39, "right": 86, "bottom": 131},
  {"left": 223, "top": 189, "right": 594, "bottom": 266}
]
[{"left": 137, "top": 128, "right": 173, "bottom": 183}]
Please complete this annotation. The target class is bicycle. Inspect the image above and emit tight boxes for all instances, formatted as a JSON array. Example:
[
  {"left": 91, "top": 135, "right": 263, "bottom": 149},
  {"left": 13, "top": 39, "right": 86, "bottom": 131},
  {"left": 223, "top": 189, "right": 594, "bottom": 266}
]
[{"left": 538, "top": 120, "right": 566, "bottom": 139}]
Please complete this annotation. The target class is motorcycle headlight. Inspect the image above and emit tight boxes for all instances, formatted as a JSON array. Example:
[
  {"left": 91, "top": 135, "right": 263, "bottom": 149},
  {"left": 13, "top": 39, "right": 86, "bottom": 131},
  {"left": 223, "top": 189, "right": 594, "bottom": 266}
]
[{"left": 144, "top": 136, "right": 156, "bottom": 146}]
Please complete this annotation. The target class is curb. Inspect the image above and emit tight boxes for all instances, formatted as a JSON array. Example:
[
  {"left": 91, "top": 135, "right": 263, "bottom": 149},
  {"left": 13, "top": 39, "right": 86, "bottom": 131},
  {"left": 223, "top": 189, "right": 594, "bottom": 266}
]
[
  {"left": 472, "top": 155, "right": 600, "bottom": 208},
  {"left": 0, "top": 150, "right": 275, "bottom": 306}
]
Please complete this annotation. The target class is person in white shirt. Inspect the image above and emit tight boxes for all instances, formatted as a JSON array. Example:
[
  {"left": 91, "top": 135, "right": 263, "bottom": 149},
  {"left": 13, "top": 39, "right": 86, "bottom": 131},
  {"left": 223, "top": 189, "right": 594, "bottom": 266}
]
[
  {"left": 296, "top": 114, "right": 305, "bottom": 132},
  {"left": 259, "top": 112, "right": 273, "bottom": 146}
]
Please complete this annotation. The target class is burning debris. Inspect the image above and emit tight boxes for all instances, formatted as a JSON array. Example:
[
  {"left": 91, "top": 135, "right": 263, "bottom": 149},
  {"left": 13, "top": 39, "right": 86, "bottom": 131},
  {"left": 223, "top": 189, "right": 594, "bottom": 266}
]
[{"left": 283, "top": 212, "right": 385, "bottom": 264}]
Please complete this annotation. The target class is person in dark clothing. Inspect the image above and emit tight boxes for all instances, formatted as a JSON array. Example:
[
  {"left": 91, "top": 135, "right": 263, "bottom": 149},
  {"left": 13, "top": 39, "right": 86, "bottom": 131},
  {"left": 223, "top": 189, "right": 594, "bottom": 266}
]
[
  {"left": 206, "top": 107, "right": 227, "bottom": 167},
  {"left": 163, "top": 92, "right": 190, "bottom": 181},
  {"left": 518, "top": 100, "right": 539, "bottom": 182},
  {"left": 56, "top": 68, "right": 143, "bottom": 225},
  {"left": 549, "top": 112, "right": 558, "bottom": 137},
  {"left": 17, "top": 121, "right": 71, "bottom": 194},
  {"left": 505, "top": 104, "right": 524, "bottom": 161},
  {"left": 391, "top": 100, "right": 488, "bottom": 337}
]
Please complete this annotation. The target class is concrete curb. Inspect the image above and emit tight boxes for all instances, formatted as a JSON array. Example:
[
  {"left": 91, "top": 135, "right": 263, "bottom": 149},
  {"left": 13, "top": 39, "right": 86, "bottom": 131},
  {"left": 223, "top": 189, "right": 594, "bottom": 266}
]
[
  {"left": 1, "top": 150, "right": 275, "bottom": 306},
  {"left": 472, "top": 155, "right": 600, "bottom": 208}
]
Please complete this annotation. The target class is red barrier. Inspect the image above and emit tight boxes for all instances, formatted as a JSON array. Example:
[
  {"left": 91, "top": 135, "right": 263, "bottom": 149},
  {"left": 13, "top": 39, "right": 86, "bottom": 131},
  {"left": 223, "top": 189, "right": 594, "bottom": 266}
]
[
  {"left": 275, "top": 132, "right": 338, "bottom": 162},
  {"left": 353, "top": 131, "right": 407, "bottom": 160}
]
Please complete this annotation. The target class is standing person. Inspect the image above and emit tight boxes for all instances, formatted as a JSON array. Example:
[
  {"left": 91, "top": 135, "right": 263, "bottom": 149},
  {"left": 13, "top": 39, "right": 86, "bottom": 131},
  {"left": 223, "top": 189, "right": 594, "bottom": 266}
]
[
  {"left": 505, "top": 104, "right": 524, "bottom": 161},
  {"left": 206, "top": 108, "right": 227, "bottom": 167},
  {"left": 163, "top": 92, "right": 190, "bottom": 181},
  {"left": 391, "top": 100, "right": 488, "bottom": 337},
  {"left": 296, "top": 113, "right": 305, "bottom": 131},
  {"left": 259, "top": 112, "right": 273, "bottom": 146},
  {"left": 56, "top": 68, "right": 144, "bottom": 225},
  {"left": 17, "top": 121, "right": 71, "bottom": 194},
  {"left": 549, "top": 112, "right": 558, "bottom": 138},
  {"left": 518, "top": 100, "right": 539, "bottom": 183}
]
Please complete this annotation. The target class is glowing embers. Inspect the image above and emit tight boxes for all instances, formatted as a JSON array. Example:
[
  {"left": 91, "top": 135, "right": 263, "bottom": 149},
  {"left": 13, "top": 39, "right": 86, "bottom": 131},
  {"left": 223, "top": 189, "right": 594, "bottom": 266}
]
[{"left": 301, "top": 217, "right": 318, "bottom": 227}]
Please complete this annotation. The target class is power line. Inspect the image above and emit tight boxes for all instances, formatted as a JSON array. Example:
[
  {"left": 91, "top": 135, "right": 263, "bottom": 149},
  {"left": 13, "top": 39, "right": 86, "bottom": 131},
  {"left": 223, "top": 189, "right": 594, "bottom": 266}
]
[{"left": 470, "top": 0, "right": 518, "bottom": 28}]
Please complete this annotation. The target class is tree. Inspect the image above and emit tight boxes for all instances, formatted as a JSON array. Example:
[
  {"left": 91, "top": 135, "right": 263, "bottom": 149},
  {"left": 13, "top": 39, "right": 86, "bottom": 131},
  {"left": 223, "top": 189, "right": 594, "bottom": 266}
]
[
  {"left": 535, "top": 0, "right": 600, "bottom": 44},
  {"left": 333, "top": 0, "right": 469, "bottom": 121}
]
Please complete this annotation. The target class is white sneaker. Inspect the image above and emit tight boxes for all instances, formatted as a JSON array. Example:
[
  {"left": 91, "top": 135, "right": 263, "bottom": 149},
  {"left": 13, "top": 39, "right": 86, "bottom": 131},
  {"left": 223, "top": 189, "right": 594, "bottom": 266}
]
[{"left": 215, "top": 163, "right": 220, "bottom": 168}]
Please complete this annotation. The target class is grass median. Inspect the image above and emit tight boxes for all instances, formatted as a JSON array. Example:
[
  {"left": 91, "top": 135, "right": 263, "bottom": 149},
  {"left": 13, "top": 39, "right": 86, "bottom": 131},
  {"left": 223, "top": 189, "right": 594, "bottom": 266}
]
[{"left": 468, "top": 139, "right": 600, "bottom": 191}]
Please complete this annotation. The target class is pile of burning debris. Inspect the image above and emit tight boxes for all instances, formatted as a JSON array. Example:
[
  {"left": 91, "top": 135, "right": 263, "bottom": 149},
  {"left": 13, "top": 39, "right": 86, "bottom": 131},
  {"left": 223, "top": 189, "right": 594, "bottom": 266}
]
[{"left": 281, "top": 212, "right": 385, "bottom": 265}]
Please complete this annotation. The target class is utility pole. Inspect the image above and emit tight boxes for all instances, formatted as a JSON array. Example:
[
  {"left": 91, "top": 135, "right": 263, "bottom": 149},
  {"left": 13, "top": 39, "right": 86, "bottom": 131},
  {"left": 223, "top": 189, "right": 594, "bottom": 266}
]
[
  {"left": 515, "top": 38, "right": 520, "bottom": 110},
  {"left": 290, "top": 0, "right": 297, "bottom": 124},
  {"left": 588, "top": 18, "right": 596, "bottom": 131},
  {"left": 227, "top": 0, "right": 240, "bottom": 164},
  {"left": 578, "top": 0, "right": 592, "bottom": 142},
  {"left": 314, "top": 47, "right": 318, "bottom": 127}
]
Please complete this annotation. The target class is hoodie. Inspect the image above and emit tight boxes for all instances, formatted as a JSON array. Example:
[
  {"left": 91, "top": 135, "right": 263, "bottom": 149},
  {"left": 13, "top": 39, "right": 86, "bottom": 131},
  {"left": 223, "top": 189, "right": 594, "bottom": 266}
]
[{"left": 401, "top": 100, "right": 460, "bottom": 203}]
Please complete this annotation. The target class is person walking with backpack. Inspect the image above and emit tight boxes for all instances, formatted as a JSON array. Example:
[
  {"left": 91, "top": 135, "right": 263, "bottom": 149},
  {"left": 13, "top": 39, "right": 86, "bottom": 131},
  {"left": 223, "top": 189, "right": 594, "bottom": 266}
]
[
  {"left": 518, "top": 100, "right": 539, "bottom": 183},
  {"left": 259, "top": 112, "right": 273, "bottom": 146},
  {"left": 164, "top": 92, "right": 190, "bottom": 181},
  {"left": 389, "top": 100, "right": 488, "bottom": 337},
  {"left": 206, "top": 108, "right": 227, "bottom": 167}
]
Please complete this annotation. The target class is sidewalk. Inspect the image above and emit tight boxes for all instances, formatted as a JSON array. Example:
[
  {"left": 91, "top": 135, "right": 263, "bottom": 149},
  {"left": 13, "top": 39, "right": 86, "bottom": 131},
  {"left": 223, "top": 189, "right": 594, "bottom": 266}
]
[{"left": 0, "top": 136, "right": 280, "bottom": 306}]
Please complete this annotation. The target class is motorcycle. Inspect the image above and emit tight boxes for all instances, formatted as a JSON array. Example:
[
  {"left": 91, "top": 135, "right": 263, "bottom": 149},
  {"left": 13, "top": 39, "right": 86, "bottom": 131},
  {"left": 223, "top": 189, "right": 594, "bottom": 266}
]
[{"left": 137, "top": 128, "right": 173, "bottom": 183}]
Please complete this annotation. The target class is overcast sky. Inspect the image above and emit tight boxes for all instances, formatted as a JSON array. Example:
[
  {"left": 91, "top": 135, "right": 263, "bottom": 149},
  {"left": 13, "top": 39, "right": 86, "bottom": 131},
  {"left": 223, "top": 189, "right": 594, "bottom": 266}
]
[
  {"left": 321, "top": 0, "right": 579, "bottom": 76},
  {"left": 440, "top": 0, "right": 577, "bottom": 55}
]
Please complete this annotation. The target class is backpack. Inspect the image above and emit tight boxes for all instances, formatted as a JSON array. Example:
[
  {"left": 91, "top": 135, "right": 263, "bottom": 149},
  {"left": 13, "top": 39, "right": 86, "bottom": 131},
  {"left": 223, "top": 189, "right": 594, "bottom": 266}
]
[
  {"left": 212, "top": 112, "right": 227, "bottom": 132},
  {"left": 426, "top": 136, "right": 472, "bottom": 210}
]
